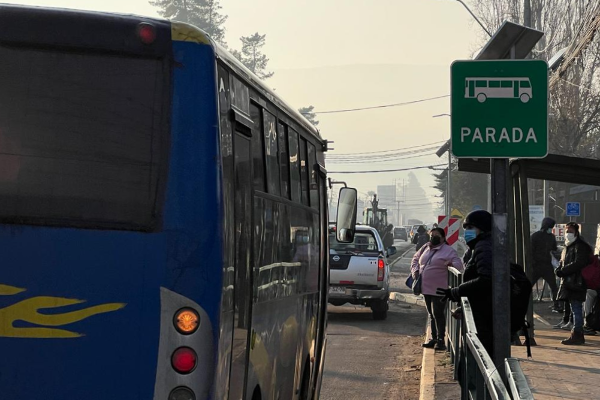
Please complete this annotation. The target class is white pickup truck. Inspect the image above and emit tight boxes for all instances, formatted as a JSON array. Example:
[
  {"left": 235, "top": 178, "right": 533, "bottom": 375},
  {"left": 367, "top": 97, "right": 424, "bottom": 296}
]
[{"left": 328, "top": 225, "right": 393, "bottom": 320}]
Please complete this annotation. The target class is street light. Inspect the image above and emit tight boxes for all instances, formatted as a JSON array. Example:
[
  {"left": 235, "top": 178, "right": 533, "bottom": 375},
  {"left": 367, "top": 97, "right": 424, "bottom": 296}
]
[
  {"left": 432, "top": 114, "right": 452, "bottom": 216},
  {"left": 443, "top": 0, "right": 493, "bottom": 38}
]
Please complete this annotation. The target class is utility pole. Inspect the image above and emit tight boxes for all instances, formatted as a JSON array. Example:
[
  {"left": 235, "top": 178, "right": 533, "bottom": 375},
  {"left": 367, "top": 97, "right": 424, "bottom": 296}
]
[{"left": 524, "top": 0, "right": 532, "bottom": 29}]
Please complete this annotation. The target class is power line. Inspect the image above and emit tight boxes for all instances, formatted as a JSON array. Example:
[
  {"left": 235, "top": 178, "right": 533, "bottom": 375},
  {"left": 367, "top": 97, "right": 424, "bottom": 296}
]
[
  {"left": 327, "top": 140, "right": 446, "bottom": 156},
  {"left": 327, "top": 151, "right": 438, "bottom": 164},
  {"left": 307, "top": 95, "right": 450, "bottom": 115},
  {"left": 328, "top": 146, "right": 438, "bottom": 160},
  {"left": 329, "top": 164, "right": 446, "bottom": 174}
]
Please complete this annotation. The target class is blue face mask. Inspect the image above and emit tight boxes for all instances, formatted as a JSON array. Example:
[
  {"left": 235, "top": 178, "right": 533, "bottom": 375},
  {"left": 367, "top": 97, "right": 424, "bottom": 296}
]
[{"left": 464, "top": 229, "right": 478, "bottom": 243}]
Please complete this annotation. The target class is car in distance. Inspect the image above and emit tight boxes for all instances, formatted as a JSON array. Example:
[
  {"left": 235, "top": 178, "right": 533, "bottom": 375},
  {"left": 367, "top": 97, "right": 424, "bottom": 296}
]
[
  {"left": 328, "top": 225, "right": 394, "bottom": 320},
  {"left": 394, "top": 227, "right": 408, "bottom": 241}
]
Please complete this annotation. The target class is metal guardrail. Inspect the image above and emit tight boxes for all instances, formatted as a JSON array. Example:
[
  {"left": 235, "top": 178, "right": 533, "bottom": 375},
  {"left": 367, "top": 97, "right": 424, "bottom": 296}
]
[
  {"left": 505, "top": 358, "right": 534, "bottom": 400},
  {"left": 446, "top": 267, "right": 463, "bottom": 381},
  {"left": 446, "top": 269, "right": 534, "bottom": 400}
]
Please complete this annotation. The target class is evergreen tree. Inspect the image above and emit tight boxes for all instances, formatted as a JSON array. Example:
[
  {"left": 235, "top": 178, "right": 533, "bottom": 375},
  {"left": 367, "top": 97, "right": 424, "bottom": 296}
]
[
  {"left": 298, "top": 105, "right": 319, "bottom": 126},
  {"left": 434, "top": 158, "right": 489, "bottom": 217},
  {"left": 233, "top": 33, "right": 274, "bottom": 79},
  {"left": 203, "top": 0, "right": 227, "bottom": 46},
  {"left": 150, "top": 0, "right": 228, "bottom": 46}
]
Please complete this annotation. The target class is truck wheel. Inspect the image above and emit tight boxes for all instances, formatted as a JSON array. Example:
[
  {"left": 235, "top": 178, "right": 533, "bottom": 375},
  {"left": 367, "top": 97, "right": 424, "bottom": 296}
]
[{"left": 371, "top": 299, "right": 388, "bottom": 320}]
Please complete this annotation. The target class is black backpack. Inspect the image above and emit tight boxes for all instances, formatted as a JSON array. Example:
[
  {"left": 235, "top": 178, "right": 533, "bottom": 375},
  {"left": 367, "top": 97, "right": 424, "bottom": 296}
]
[
  {"left": 510, "top": 263, "right": 533, "bottom": 356},
  {"left": 585, "top": 291, "right": 600, "bottom": 331}
]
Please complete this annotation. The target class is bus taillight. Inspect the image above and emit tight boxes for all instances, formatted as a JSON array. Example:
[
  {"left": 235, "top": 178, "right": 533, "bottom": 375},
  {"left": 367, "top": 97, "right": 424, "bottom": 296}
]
[
  {"left": 171, "top": 347, "right": 197, "bottom": 374},
  {"left": 174, "top": 308, "right": 200, "bottom": 335},
  {"left": 169, "top": 386, "right": 196, "bottom": 400},
  {"left": 137, "top": 22, "right": 156, "bottom": 44}
]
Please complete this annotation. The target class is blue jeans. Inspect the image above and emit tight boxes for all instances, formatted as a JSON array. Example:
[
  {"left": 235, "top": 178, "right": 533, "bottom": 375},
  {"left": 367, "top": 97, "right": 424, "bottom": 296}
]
[{"left": 571, "top": 300, "right": 584, "bottom": 333}]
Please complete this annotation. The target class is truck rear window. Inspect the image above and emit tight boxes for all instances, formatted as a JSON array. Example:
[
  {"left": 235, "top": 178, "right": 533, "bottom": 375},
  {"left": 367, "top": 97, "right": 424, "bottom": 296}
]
[
  {"left": 329, "top": 232, "right": 378, "bottom": 253},
  {"left": 0, "top": 45, "right": 168, "bottom": 230}
]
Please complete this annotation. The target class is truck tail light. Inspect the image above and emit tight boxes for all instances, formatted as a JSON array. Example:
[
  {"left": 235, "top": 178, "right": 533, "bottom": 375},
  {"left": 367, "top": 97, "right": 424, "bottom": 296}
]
[{"left": 377, "top": 259, "right": 385, "bottom": 281}]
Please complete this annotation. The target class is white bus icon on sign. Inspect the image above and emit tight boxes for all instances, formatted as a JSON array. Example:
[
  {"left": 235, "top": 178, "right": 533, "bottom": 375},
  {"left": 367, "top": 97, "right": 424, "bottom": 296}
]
[{"left": 465, "top": 77, "right": 532, "bottom": 103}]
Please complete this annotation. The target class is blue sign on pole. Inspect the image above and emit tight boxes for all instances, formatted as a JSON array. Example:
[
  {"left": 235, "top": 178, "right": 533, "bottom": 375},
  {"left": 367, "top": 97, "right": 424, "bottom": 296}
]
[{"left": 566, "top": 202, "right": 580, "bottom": 217}]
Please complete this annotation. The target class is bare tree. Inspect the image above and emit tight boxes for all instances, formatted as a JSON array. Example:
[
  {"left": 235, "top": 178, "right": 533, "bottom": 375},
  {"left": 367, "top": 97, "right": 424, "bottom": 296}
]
[{"left": 473, "top": 0, "right": 600, "bottom": 159}]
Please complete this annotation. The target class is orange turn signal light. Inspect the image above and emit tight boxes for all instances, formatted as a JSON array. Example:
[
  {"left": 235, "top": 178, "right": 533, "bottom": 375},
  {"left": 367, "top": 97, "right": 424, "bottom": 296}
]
[{"left": 174, "top": 308, "right": 200, "bottom": 335}]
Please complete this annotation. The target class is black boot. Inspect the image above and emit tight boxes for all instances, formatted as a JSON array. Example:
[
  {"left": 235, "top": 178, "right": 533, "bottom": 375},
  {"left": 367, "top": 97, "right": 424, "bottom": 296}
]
[
  {"left": 422, "top": 338, "right": 436, "bottom": 348},
  {"left": 434, "top": 339, "right": 446, "bottom": 351},
  {"left": 561, "top": 330, "right": 585, "bottom": 345}
]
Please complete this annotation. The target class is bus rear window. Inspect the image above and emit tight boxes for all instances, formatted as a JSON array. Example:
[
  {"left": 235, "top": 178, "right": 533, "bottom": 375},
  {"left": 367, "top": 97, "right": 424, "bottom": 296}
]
[{"left": 0, "top": 46, "right": 168, "bottom": 230}]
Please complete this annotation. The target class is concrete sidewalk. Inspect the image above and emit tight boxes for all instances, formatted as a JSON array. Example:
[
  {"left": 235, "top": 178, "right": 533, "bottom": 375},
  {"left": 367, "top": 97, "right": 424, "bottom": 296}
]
[
  {"left": 394, "top": 246, "right": 600, "bottom": 400},
  {"left": 389, "top": 247, "right": 460, "bottom": 400},
  {"left": 510, "top": 301, "right": 600, "bottom": 400}
]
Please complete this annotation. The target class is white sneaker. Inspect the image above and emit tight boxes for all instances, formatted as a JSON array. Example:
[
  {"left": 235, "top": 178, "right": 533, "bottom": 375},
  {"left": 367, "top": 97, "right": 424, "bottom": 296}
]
[
  {"left": 561, "top": 321, "right": 573, "bottom": 330},
  {"left": 553, "top": 321, "right": 567, "bottom": 329}
]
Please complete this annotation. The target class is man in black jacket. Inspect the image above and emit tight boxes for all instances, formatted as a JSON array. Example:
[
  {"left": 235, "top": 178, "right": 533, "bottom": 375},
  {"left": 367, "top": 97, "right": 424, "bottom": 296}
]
[
  {"left": 555, "top": 222, "right": 592, "bottom": 345},
  {"left": 531, "top": 217, "right": 560, "bottom": 312},
  {"left": 437, "top": 210, "right": 494, "bottom": 356}
]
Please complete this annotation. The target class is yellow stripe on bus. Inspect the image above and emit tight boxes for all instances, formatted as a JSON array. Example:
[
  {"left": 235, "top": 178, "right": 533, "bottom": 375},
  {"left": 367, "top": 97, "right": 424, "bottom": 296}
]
[{"left": 171, "top": 22, "right": 211, "bottom": 44}]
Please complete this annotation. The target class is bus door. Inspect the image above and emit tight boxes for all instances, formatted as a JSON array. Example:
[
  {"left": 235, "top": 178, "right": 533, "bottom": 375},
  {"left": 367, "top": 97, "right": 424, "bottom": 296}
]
[{"left": 229, "top": 132, "right": 253, "bottom": 400}]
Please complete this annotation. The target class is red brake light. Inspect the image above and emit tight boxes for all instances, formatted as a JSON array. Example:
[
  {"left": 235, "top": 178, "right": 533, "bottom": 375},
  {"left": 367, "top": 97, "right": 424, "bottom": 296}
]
[
  {"left": 171, "top": 347, "right": 197, "bottom": 374},
  {"left": 377, "top": 259, "right": 385, "bottom": 281},
  {"left": 137, "top": 23, "right": 156, "bottom": 44}
]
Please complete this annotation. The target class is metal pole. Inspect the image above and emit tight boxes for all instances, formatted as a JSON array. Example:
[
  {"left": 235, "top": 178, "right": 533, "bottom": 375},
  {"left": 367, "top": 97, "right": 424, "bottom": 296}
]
[
  {"left": 490, "top": 45, "right": 515, "bottom": 381},
  {"left": 448, "top": 149, "right": 452, "bottom": 216},
  {"left": 454, "top": 0, "right": 493, "bottom": 38}
]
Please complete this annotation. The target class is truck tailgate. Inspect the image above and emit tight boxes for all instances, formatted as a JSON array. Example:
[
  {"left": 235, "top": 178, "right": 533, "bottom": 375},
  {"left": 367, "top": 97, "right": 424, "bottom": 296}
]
[{"left": 330, "top": 254, "right": 380, "bottom": 286}]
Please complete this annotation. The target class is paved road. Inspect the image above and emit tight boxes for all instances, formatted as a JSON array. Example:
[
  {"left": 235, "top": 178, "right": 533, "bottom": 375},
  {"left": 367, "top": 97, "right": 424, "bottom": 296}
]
[{"left": 320, "top": 240, "right": 427, "bottom": 400}]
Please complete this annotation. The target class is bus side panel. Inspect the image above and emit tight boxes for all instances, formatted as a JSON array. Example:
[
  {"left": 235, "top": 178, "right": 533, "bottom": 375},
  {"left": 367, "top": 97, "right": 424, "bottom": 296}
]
[
  {"left": 214, "top": 63, "right": 236, "bottom": 400},
  {"left": 246, "top": 198, "right": 320, "bottom": 399}
]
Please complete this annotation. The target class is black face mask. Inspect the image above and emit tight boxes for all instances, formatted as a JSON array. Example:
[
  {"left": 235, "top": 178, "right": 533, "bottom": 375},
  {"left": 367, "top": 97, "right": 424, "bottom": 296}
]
[{"left": 431, "top": 236, "right": 442, "bottom": 246}]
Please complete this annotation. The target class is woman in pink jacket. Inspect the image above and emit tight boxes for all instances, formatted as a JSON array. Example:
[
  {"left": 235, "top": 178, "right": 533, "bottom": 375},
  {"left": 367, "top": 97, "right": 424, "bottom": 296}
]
[{"left": 411, "top": 227, "right": 464, "bottom": 350}]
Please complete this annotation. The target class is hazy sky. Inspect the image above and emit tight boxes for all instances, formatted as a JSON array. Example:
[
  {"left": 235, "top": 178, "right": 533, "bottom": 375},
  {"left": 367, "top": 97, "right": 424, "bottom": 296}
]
[{"left": 3, "top": 0, "right": 486, "bottom": 222}]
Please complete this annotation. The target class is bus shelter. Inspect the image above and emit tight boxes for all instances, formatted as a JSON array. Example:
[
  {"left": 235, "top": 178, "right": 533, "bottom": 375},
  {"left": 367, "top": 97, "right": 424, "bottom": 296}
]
[{"left": 459, "top": 154, "right": 600, "bottom": 340}]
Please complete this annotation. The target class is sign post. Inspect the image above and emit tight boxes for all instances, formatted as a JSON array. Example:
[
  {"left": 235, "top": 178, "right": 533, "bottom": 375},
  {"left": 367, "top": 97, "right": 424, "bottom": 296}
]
[{"left": 450, "top": 21, "right": 546, "bottom": 381}]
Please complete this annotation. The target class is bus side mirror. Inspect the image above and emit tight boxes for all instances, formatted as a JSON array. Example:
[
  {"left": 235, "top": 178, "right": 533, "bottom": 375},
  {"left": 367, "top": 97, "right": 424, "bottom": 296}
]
[{"left": 336, "top": 187, "right": 357, "bottom": 243}]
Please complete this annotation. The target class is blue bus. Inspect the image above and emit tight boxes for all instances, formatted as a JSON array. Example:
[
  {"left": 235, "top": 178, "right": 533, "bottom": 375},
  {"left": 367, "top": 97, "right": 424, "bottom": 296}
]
[{"left": 0, "top": 5, "right": 354, "bottom": 400}]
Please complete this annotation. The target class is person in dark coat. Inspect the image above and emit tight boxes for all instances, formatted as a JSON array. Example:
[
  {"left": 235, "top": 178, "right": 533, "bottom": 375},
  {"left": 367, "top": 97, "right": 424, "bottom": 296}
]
[
  {"left": 555, "top": 222, "right": 592, "bottom": 345},
  {"left": 531, "top": 217, "right": 560, "bottom": 312},
  {"left": 436, "top": 210, "right": 494, "bottom": 357},
  {"left": 382, "top": 224, "right": 394, "bottom": 250},
  {"left": 414, "top": 225, "right": 430, "bottom": 252}
]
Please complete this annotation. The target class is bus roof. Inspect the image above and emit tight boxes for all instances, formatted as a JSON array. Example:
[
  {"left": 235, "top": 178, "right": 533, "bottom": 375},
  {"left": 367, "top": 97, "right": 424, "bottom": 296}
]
[
  {"left": 172, "top": 22, "right": 322, "bottom": 141},
  {"left": 0, "top": 4, "right": 322, "bottom": 142}
]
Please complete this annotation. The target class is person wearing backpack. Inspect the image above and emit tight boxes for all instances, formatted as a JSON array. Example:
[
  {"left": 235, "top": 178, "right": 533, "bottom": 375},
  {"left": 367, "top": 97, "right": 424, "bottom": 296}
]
[
  {"left": 555, "top": 222, "right": 593, "bottom": 345},
  {"left": 531, "top": 217, "right": 561, "bottom": 313},
  {"left": 414, "top": 225, "right": 430, "bottom": 252},
  {"left": 436, "top": 210, "right": 495, "bottom": 357}
]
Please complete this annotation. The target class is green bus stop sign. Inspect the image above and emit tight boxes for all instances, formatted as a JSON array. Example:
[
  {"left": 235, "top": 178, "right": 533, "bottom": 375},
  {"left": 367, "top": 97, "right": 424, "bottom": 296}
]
[{"left": 451, "top": 60, "right": 548, "bottom": 158}]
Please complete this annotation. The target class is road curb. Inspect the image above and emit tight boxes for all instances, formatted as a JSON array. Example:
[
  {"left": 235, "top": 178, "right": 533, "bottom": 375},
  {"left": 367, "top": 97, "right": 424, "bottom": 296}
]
[
  {"left": 419, "top": 325, "right": 435, "bottom": 400},
  {"left": 390, "top": 292, "right": 426, "bottom": 307},
  {"left": 390, "top": 247, "right": 413, "bottom": 268}
]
